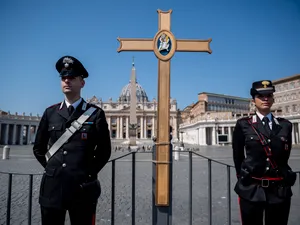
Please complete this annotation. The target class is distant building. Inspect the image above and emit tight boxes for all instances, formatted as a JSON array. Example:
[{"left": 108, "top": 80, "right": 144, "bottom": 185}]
[
  {"left": 272, "top": 74, "right": 300, "bottom": 115},
  {"left": 180, "top": 92, "right": 251, "bottom": 124},
  {"left": 0, "top": 110, "right": 8, "bottom": 115}
]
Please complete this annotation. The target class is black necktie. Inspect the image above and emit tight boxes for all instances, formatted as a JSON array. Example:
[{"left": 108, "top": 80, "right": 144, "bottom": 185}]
[
  {"left": 68, "top": 105, "right": 74, "bottom": 116},
  {"left": 262, "top": 117, "right": 272, "bottom": 135}
]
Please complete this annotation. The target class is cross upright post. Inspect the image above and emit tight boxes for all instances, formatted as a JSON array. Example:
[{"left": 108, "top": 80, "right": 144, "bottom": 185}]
[{"left": 117, "top": 9, "right": 212, "bottom": 208}]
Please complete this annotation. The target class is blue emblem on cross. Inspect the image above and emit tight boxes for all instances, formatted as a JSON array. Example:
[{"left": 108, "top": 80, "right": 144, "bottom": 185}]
[{"left": 157, "top": 33, "right": 172, "bottom": 56}]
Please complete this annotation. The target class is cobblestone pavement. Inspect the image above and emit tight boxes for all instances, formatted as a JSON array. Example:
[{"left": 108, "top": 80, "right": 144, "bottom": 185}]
[{"left": 0, "top": 144, "right": 300, "bottom": 225}]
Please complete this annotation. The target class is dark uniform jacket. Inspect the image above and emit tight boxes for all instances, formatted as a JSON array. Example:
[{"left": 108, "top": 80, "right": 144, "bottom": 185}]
[
  {"left": 33, "top": 99, "right": 111, "bottom": 209},
  {"left": 232, "top": 113, "right": 294, "bottom": 203}
]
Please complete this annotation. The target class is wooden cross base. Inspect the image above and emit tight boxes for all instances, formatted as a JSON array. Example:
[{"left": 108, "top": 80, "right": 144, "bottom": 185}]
[{"left": 117, "top": 9, "right": 212, "bottom": 206}]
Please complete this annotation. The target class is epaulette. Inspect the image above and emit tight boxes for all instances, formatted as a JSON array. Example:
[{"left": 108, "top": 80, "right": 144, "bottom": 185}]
[
  {"left": 275, "top": 116, "right": 290, "bottom": 123},
  {"left": 48, "top": 102, "right": 61, "bottom": 108},
  {"left": 275, "top": 117, "right": 285, "bottom": 120},
  {"left": 239, "top": 115, "right": 252, "bottom": 120}
]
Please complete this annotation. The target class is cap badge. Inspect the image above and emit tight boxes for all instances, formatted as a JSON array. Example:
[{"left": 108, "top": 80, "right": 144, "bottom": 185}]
[
  {"left": 63, "top": 57, "right": 74, "bottom": 68},
  {"left": 262, "top": 80, "right": 270, "bottom": 88}
]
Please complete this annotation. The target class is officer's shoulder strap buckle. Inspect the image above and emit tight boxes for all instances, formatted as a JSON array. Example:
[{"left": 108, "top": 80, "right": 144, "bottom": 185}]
[{"left": 71, "top": 120, "right": 82, "bottom": 130}]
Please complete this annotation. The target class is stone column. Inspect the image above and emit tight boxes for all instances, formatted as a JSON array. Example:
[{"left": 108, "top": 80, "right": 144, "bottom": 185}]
[
  {"left": 292, "top": 123, "right": 295, "bottom": 145},
  {"left": 228, "top": 126, "right": 232, "bottom": 143},
  {"left": 116, "top": 117, "right": 120, "bottom": 139},
  {"left": 4, "top": 124, "right": 9, "bottom": 145},
  {"left": 295, "top": 122, "right": 299, "bottom": 144},
  {"left": 120, "top": 117, "right": 123, "bottom": 139},
  {"left": 212, "top": 126, "right": 216, "bottom": 145},
  {"left": 221, "top": 126, "right": 225, "bottom": 134},
  {"left": 144, "top": 117, "right": 147, "bottom": 138},
  {"left": 126, "top": 117, "right": 129, "bottom": 139},
  {"left": 197, "top": 128, "right": 200, "bottom": 145},
  {"left": 173, "top": 117, "right": 177, "bottom": 140},
  {"left": 107, "top": 117, "right": 111, "bottom": 132},
  {"left": 298, "top": 122, "right": 300, "bottom": 144},
  {"left": 140, "top": 116, "right": 144, "bottom": 139},
  {"left": 12, "top": 124, "right": 17, "bottom": 145},
  {"left": 27, "top": 125, "right": 31, "bottom": 145},
  {"left": 202, "top": 127, "right": 207, "bottom": 145},
  {"left": 152, "top": 117, "right": 155, "bottom": 137},
  {"left": 32, "top": 125, "right": 37, "bottom": 143},
  {"left": 19, "top": 125, "right": 24, "bottom": 145}
]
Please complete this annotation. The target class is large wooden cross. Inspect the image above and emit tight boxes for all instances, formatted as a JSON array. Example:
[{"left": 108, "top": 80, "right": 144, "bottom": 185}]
[{"left": 117, "top": 9, "right": 212, "bottom": 206}]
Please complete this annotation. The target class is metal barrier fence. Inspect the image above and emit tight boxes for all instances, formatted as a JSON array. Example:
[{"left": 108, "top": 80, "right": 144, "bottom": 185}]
[{"left": 1, "top": 150, "right": 300, "bottom": 225}]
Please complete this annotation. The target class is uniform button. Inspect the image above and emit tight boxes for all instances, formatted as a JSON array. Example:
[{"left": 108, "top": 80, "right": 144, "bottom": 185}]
[
  {"left": 89, "top": 175, "right": 92, "bottom": 178},
  {"left": 266, "top": 158, "right": 269, "bottom": 161},
  {"left": 63, "top": 151, "right": 68, "bottom": 155},
  {"left": 52, "top": 126, "right": 55, "bottom": 129},
  {"left": 62, "top": 163, "right": 66, "bottom": 167},
  {"left": 266, "top": 167, "right": 269, "bottom": 170},
  {"left": 93, "top": 156, "right": 96, "bottom": 158},
  {"left": 250, "top": 137, "right": 253, "bottom": 140},
  {"left": 268, "top": 139, "right": 271, "bottom": 143}
]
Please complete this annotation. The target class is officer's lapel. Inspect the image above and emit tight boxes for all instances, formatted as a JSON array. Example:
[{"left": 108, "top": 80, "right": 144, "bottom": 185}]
[
  {"left": 251, "top": 114, "right": 270, "bottom": 138},
  {"left": 66, "top": 99, "right": 86, "bottom": 124},
  {"left": 271, "top": 116, "right": 282, "bottom": 136},
  {"left": 57, "top": 101, "right": 69, "bottom": 120}
]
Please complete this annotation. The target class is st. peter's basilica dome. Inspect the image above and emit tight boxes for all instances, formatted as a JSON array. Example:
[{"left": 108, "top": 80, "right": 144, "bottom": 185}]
[{"left": 119, "top": 80, "right": 149, "bottom": 103}]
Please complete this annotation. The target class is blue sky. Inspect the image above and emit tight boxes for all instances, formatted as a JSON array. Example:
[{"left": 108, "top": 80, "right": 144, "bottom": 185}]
[{"left": 0, "top": 0, "right": 300, "bottom": 115}]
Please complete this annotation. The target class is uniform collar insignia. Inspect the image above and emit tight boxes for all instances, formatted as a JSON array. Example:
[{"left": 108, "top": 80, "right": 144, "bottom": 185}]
[
  {"left": 252, "top": 115, "right": 257, "bottom": 123},
  {"left": 273, "top": 117, "right": 279, "bottom": 125},
  {"left": 59, "top": 101, "right": 64, "bottom": 110},
  {"left": 82, "top": 102, "right": 87, "bottom": 110}
]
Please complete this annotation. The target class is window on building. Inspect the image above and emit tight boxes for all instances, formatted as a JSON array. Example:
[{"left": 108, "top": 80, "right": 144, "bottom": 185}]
[
  {"left": 290, "top": 82, "right": 295, "bottom": 89},
  {"left": 147, "top": 117, "right": 152, "bottom": 124},
  {"left": 111, "top": 117, "right": 116, "bottom": 123},
  {"left": 292, "top": 105, "right": 297, "bottom": 112},
  {"left": 285, "top": 106, "right": 289, "bottom": 113}
]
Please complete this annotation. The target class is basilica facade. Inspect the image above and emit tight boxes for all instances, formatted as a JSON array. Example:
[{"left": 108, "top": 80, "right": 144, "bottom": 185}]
[{"left": 86, "top": 63, "right": 179, "bottom": 141}]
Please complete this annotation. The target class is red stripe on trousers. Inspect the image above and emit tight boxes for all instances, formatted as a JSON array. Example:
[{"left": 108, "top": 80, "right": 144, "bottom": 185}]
[
  {"left": 92, "top": 213, "right": 96, "bottom": 225},
  {"left": 238, "top": 197, "right": 244, "bottom": 225}
]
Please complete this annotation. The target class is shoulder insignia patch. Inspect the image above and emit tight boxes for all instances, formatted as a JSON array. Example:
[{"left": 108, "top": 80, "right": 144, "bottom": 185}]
[{"left": 48, "top": 102, "right": 60, "bottom": 108}]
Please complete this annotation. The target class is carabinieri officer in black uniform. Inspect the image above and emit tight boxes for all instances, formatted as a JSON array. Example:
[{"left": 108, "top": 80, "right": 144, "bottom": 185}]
[
  {"left": 33, "top": 55, "right": 111, "bottom": 225},
  {"left": 232, "top": 80, "right": 296, "bottom": 225}
]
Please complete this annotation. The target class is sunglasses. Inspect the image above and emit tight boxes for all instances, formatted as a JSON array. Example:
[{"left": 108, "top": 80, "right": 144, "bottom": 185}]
[
  {"left": 256, "top": 94, "right": 273, "bottom": 98},
  {"left": 61, "top": 76, "right": 77, "bottom": 81}
]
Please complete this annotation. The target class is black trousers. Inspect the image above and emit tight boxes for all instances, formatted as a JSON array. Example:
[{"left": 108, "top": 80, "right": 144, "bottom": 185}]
[
  {"left": 238, "top": 197, "right": 291, "bottom": 225},
  {"left": 41, "top": 202, "right": 97, "bottom": 225}
]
